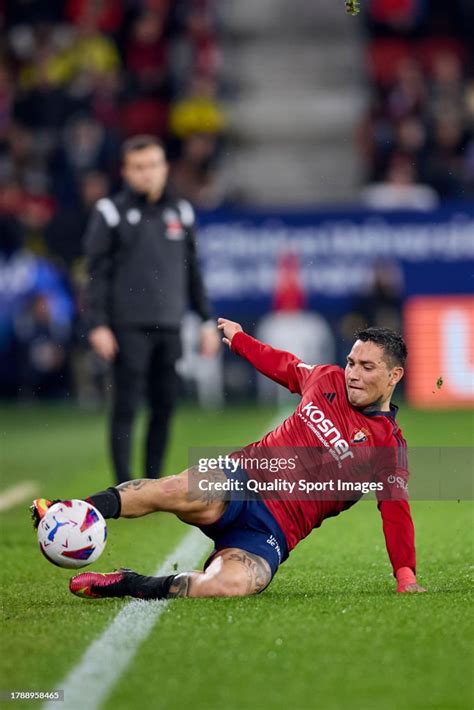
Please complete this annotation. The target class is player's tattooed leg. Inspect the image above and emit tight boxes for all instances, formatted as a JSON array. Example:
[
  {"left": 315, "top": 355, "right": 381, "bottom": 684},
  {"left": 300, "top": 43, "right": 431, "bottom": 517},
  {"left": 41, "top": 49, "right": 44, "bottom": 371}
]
[
  {"left": 187, "top": 466, "right": 229, "bottom": 505},
  {"left": 153, "top": 549, "right": 273, "bottom": 598},
  {"left": 115, "top": 478, "right": 163, "bottom": 517},
  {"left": 83, "top": 470, "right": 228, "bottom": 524},
  {"left": 71, "top": 549, "right": 274, "bottom": 600},
  {"left": 116, "top": 479, "right": 150, "bottom": 492},
  {"left": 81, "top": 478, "right": 156, "bottom": 519},
  {"left": 115, "top": 475, "right": 194, "bottom": 518},
  {"left": 166, "top": 550, "right": 272, "bottom": 598},
  {"left": 125, "top": 571, "right": 192, "bottom": 599},
  {"left": 167, "top": 573, "right": 192, "bottom": 597},
  {"left": 220, "top": 549, "right": 272, "bottom": 595}
]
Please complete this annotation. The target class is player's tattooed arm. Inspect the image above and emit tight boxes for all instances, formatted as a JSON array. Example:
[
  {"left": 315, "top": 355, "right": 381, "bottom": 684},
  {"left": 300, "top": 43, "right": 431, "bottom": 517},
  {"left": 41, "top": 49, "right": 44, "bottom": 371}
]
[
  {"left": 225, "top": 550, "right": 272, "bottom": 594},
  {"left": 167, "top": 573, "right": 192, "bottom": 597}
]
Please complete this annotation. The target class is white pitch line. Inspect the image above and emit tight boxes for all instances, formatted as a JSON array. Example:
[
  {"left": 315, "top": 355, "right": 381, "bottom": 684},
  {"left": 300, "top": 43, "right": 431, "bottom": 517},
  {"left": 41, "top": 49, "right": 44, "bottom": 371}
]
[
  {"left": 0, "top": 481, "right": 39, "bottom": 512},
  {"left": 44, "top": 528, "right": 211, "bottom": 710}
]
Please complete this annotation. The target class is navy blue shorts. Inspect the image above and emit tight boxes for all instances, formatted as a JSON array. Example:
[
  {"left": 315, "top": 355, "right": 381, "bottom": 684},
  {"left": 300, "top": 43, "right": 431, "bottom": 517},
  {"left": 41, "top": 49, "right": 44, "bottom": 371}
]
[{"left": 198, "top": 467, "right": 289, "bottom": 578}]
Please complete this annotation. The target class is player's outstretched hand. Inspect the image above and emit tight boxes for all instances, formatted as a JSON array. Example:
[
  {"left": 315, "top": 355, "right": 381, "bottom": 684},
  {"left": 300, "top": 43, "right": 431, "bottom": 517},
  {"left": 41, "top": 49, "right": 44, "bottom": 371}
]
[
  {"left": 217, "top": 318, "right": 243, "bottom": 347},
  {"left": 398, "top": 583, "right": 427, "bottom": 593}
]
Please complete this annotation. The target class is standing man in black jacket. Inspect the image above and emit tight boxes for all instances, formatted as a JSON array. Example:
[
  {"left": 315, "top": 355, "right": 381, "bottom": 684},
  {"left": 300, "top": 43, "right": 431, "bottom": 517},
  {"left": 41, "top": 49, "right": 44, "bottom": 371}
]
[{"left": 84, "top": 135, "right": 219, "bottom": 483}]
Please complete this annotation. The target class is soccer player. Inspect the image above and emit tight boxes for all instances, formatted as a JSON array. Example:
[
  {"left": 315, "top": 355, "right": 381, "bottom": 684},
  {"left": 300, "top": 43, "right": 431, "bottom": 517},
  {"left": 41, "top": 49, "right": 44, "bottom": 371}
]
[{"left": 31, "top": 319, "right": 426, "bottom": 599}]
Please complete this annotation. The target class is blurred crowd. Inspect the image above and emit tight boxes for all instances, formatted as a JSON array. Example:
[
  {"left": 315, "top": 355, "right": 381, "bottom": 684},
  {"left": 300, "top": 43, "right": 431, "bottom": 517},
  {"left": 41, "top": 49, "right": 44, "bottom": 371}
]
[
  {"left": 1, "top": 0, "right": 472, "bottom": 401},
  {"left": 0, "top": 0, "right": 228, "bottom": 400},
  {"left": 359, "top": 0, "right": 474, "bottom": 208},
  {"left": 1, "top": 0, "right": 227, "bottom": 258}
]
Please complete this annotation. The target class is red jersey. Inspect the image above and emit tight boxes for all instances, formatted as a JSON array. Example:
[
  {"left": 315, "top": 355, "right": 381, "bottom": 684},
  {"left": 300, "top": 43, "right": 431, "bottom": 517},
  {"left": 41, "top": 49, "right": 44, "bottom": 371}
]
[{"left": 232, "top": 331, "right": 416, "bottom": 575}]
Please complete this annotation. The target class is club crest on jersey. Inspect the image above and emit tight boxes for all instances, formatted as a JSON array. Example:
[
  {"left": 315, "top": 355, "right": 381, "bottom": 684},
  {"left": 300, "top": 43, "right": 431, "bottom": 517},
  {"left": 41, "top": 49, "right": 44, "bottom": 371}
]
[
  {"left": 351, "top": 428, "right": 370, "bottom": 443},
  {"left": 163, "top": 209, "right": 185, "bottom": 240}
]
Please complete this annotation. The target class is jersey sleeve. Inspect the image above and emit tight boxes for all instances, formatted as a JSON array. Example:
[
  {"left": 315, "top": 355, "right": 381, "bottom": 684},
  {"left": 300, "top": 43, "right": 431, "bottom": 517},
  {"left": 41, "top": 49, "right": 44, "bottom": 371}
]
[
  {"left": 230, "top": 332, "right": 316, "bottom": 394},
  {"left": 375, "top": 430, "right": 416, "bottom": 575},
  {"left": 378, "top": 500, "right": 416, "bottom": 575},
  {"left": 375, "top": 429, "right": 410, "bottom": 502}
]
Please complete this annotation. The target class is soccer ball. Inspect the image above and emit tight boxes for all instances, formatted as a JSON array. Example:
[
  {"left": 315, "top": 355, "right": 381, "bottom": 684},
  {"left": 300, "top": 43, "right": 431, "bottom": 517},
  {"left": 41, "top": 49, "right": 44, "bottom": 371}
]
[{"left": 37, "top": 499, "right": 107, "bottom": 569}]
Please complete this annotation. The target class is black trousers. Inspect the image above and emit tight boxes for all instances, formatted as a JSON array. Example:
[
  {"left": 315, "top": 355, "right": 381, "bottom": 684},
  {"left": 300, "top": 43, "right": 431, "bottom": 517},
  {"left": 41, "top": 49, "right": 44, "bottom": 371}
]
[{"left": 110, "top": 327, "right": 181, "bottom": 484}]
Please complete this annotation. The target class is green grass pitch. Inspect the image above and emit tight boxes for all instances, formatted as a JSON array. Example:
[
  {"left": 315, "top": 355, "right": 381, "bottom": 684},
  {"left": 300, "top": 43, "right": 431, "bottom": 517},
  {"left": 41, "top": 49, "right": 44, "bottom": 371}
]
[{"left": 0, "top": 403, "right": 472, "bottom": 710}]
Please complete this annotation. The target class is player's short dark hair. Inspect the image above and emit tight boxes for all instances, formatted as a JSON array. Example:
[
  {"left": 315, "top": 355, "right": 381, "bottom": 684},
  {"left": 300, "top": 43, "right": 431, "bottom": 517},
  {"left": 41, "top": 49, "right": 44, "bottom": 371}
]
[
  {"left": 354, "top": 327, "right": 407, "bottom": 368},
  {"left": 121, "top": 135, "right": 165, "bottom": 162}
]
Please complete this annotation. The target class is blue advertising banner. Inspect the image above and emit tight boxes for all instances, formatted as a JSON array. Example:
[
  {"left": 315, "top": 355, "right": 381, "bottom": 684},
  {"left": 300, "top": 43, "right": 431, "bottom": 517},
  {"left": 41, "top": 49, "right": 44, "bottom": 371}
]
[{"left": 197, "top": 206, "right": 474, "bottom": 317}]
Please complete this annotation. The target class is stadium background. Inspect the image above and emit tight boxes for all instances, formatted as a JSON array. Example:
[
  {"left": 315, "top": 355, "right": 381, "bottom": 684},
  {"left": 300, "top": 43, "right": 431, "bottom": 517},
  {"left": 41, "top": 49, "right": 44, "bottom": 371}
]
[{"left": 0, "top": 2, "right": 473, "bottom": 710}]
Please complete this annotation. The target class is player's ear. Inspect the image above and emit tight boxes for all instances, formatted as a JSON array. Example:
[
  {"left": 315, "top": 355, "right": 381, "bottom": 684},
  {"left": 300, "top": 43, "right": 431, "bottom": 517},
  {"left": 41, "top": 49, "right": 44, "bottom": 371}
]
[{"left": 390, "top": 367, "right": 404, "bottom": 386}]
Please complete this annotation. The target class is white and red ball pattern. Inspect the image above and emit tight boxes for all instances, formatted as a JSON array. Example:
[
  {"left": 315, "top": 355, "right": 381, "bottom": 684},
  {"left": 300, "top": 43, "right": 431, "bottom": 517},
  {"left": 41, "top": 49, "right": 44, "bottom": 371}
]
[{"left": 37, "top": 499, "right": 107, "bottom": 569}]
